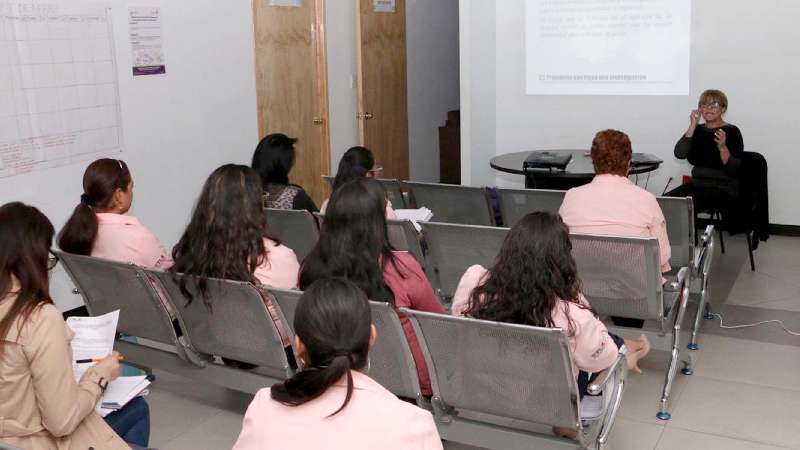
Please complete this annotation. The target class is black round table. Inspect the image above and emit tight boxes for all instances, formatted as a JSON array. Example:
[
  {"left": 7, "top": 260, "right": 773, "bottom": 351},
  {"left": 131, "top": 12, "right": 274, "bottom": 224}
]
[{"left": 490, "top": 149, "right": 662, "bottom": 189}]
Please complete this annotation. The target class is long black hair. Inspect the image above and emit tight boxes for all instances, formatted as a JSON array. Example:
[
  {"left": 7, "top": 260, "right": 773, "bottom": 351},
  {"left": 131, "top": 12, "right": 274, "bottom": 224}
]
[
  {"left": 0, "top": 202, "right": 55, "bottom": 358},
  {"left": 170, "top": 164, "right": 277, "bottom": 304},
  {"left": 332, "top": 146, "right": 375, "bottom": 192},
  {"left": 251, "top": 133, "right": 297, "bottom": 186},
  {"left": 465, "top": 211, "right": 593, "bottom": 336},
  {"left": 299, "top": 178, "right": 400, "bottom": 303},
  {"left": 58, "top": 158, "right": 131, "bottom": 255},
  {"left": 271, "top": 277, "right": 371, "bottom": 416}
]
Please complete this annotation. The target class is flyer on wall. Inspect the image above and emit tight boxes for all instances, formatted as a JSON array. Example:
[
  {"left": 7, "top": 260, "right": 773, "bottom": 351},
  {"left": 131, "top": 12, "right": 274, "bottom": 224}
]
[{"left": 129, "top": 6, "right": 166, "bottom": 76}]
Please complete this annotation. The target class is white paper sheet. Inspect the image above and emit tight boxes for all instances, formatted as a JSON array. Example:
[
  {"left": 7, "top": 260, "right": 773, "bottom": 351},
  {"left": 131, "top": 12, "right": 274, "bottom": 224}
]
[{"left": 67, "top": 310, "right": 119, "bottom": 381}]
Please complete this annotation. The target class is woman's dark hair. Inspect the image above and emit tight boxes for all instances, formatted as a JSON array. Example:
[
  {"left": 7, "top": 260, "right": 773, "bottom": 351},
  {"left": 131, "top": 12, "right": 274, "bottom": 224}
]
[
  {"left": 170, "top": 164, "right": 276, "bottom": 305},
  {"left": 299, "top": 178, "right": 400, "bottom": 303},
  {"left": 0, "top": 202, "right": 55, "bottom": 358},
  {"left": 251, "top": 133, "right": 298, "bottom": 186},
  {"left": 590, "top": 129, "right": 632, "bottom": 177},
  {"left": 465, "top": 211, "right": 592, "bottom": 336},
  {"left": 58, "top": 158, "right": 131, "bottom": 255},
  {"left": 271, "top": 277, "right": 371, "bottom": 416},
  {"left": 332, "top": 146, "right": 375, "bottom": 192}
]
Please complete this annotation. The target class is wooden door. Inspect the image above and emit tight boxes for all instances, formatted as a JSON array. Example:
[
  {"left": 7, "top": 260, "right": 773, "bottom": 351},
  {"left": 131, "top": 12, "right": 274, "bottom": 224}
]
[
  {"left": 253, "top": 0, "right": 330, "bottom": 204},
  {"left": 356, "top": 0, "right": 409, "bottom": 180}
]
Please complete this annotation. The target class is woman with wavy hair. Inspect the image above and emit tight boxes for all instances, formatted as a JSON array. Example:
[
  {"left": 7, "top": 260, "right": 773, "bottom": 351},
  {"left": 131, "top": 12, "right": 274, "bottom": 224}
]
[
  {"left": 0, "top": 202, "right": 148, "bottom": 449},
  {"left": 58, "top": 158, "right": 171, "bottom": 269},
  {"left": 171, "top": 164, "right": 299, "bottom": 297},
  {"left": 300, "top": 178, "right": 444, "bottom": 395},
  {"left": 233, "top": 278, "right": 441, "bottom": 449},
  {"left": 451, "top": 212, "right": 650, "bottom": 388}
]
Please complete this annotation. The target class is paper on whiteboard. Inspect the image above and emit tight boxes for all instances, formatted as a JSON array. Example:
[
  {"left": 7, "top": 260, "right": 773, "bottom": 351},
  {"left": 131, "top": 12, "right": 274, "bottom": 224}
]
[
  {"left": 373, "top": 0, "right": 395, "bottom": 13},
  {"left": 129, "top": 6, "right": 165, "bottom": 76},
  {"left": 0, "top": 2, "right": 123, "bottom": 178},
  {"left": 67, "top": 310, "right": 119, "bottom": 381}
]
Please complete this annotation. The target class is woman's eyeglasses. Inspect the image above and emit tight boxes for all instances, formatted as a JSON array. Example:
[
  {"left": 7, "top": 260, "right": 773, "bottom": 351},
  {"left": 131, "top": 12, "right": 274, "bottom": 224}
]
[
  {"left": 699, "top": 102, "right": 721, "bottom": 110},
  {"left": 47, "top": 250, "right": 59, "bottom": 271}
]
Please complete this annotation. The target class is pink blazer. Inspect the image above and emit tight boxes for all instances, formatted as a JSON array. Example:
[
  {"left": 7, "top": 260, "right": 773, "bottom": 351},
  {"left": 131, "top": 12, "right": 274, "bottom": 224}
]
[
  {"left": 232, "top": 371, "right": 442, "bottom": 450},
  {"left": 451, "top": 265, "right": 618, "bottom": 376},
  {"left": 254, "top": 238, "right": 300, "bottom": 290},
  {"left": 320, "top": 198, "right": 398, "bottom": 220},
  {"left": 558, "top": 174, "right": 672, "bottom": 273},
  {"left": 92, "top": 213, "right": 172, "bottom": 269},
  {"left": 383, "top": 252, "right": 445, "bottom": 396}
]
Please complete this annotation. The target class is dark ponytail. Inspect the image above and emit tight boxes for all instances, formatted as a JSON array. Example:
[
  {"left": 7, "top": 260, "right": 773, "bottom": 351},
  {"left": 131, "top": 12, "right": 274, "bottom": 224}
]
[
  {"left": 332, "top": 146, "right": 375, "bottom": 192},
  {"left": 58, "top": 159, "right": 131, "bottom": 255},
  {"left": 271, "top": 278, "right": 372, "bottom": 416}
]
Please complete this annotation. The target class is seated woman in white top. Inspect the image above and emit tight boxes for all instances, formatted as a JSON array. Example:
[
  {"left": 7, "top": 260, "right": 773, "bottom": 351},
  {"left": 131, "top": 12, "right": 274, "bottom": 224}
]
[
  {"left": 58, "top": 158, "right": 172, "bottom": 269},
  {"left": 320, "top": 146, "right": 397, "bottom": 219},
  {"left": 451, "top": 212, "right": 650, "bottom": 392},
  {"left": 233, "top": 277, "right": 442, "bottom": 450}
]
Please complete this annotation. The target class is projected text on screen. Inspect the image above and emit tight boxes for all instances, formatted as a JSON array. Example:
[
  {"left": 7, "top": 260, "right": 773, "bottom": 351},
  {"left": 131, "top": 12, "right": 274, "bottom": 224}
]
[{"left": 525, "top": 0, "right": 690, "bottom": 96}]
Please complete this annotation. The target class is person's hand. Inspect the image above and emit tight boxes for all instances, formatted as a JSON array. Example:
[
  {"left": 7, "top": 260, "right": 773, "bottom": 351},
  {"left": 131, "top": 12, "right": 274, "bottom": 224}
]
[
  {"left": 690, "top": 109, "right": 701, "bottom": 126},
  {"left": 93, "top": 351, "right": 122, "bottom": 381},
  {"left": 685, "top": 109, "right": 701, "bottom": 138},
  {"left": 715, "top": 129, "right": 731, "bottom": 164}
]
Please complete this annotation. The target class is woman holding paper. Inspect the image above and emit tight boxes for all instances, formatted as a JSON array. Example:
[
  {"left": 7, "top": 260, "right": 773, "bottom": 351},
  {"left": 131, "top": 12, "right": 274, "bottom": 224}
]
[{"left": 0, "top": 202, "right": 149, "bottom": 449}]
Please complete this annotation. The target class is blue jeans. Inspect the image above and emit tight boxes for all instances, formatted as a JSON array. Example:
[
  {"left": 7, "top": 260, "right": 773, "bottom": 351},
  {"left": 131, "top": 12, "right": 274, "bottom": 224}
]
[{"left": 104, "top": 396, "right": 150, "bottom": 447}]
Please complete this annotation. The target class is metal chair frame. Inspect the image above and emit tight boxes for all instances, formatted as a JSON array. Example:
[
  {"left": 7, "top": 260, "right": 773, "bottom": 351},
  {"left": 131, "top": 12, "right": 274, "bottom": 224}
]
[
  {"left": 403, "top": 309, "right": 628, "bottom": 450},
  {"left": 404, "top": 181, "right": 495, "bottom": 226}
]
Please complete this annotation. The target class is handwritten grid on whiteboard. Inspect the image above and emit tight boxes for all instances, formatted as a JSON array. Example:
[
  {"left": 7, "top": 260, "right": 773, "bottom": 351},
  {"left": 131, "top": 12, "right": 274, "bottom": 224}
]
[{"left": 0, "top": 2, "right": 122, "bottom": 178}]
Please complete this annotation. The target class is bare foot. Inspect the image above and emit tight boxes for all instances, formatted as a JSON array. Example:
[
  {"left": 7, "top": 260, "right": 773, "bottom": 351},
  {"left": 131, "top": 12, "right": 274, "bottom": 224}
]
[{"left": 624, "top": 334, "right": 651, "bottom": 374}]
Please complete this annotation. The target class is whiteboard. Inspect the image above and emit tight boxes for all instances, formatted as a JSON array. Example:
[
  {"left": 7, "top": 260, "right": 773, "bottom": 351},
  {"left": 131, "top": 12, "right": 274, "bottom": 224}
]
[
  {"left": 0, "top": 0, "right": 260, "bottom": 311},
  {"left": 0, "top": 2, "right": 123, "bottom": 178}
]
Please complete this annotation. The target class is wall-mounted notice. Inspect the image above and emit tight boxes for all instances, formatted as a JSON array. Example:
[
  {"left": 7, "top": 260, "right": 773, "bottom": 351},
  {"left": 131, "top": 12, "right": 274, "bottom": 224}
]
[
  {"left": 373, "top": 0, "right": 395, "bottom": 13},
  {"left": 269, "top": 0, "right": 300, "bottom": 6},
  {"left": 0, "top": 1, "right": 123, "bottom": 179},
  {"left": 525, "top": 0, "right": 690, "bottom": 96},
  {"left": 129, "top": 6, "right": 165, "bottom": 76}
]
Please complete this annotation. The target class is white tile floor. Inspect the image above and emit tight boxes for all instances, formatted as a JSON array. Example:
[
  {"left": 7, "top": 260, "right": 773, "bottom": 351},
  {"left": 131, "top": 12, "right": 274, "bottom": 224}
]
[{"left": 144, "top": 235, "right": 800, "bottom": 450}]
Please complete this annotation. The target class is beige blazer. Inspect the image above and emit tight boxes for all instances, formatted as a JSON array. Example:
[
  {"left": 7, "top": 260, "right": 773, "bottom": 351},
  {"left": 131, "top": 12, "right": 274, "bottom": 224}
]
[{"left": 0, "top": 290, "right": 130, "bottom": 450}]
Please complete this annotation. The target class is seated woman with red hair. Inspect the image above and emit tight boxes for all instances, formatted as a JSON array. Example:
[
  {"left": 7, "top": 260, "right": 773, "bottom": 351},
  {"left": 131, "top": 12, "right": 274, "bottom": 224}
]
[{"left": 559, "top": 129, "right": 672, "bottom": 274}]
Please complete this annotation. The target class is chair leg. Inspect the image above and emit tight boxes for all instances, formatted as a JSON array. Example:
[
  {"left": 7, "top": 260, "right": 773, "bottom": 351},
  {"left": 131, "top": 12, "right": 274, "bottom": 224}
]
[
  {"left": 688, "top": 275, "right": 709, "bottom": 351},
  {"left": 714, "top": 212, "right": 726, "bottom": 254},
  {"left": 746, "top": 232, "right": 756, "bottom": 271}
]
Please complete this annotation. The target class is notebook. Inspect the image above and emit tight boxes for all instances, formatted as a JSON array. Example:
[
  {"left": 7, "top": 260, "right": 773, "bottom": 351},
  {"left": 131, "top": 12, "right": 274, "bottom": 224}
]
[
  {"left": 523, "top": 151, "right": 573, "bottom": 170},
  {"left": 394, "top": 207, "right": 433, "bottom": 232},
  {"left": 95, "top": 375, "right": 152, "bottom": 417}
]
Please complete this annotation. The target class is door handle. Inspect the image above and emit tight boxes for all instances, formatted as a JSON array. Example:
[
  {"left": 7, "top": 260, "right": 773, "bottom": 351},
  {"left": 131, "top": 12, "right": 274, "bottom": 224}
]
[
  {"left": 356, "top": 112, "right": 374, "bottom": 120},
  {"left": 313, "top": 117, "right": 324, "bottom": 125}
]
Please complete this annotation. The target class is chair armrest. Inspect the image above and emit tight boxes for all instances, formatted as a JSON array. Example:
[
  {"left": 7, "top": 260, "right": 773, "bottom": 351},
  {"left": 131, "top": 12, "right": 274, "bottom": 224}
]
[
  {"left": 587, "top": 347, "right": 627, "bottom": 396},
  {"left": 693, "top": 225, "right": 715, "bottom": 274}
]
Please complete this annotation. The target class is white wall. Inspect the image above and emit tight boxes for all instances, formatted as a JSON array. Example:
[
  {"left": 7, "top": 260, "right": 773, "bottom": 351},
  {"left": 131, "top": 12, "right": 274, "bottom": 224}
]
[
  {"left": 0, "top": 0, "right": 259, "bottom": 310},
  {"left": 326, "top": 0, "right": 360, "bottom": 173},
  {"left": 459, "top": 0, "right": 496, "bottom": 186},
  {"left": 406, "top": 0, "right": 460, "bottom": 181},
  {"left": 461, "top": 0, "right": 800, "bottom": 225},
  {"left": 325, "top": 0, "right": 460, "bottom": 181}
]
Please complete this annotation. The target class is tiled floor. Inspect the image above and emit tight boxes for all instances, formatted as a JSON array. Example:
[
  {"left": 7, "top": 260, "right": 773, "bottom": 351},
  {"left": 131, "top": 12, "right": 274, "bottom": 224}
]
[{"left": 144, "top": 234, "right": 800, "bottom": 450}]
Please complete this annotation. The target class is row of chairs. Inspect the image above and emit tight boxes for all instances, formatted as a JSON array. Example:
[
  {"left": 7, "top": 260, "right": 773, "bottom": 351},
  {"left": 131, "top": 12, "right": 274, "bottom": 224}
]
[
  {"left": 267, "top": 188, "right": 713, "bottom": 352},
  {"left": 57, "top": 251, "right": 627, "bottom": 449}
]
